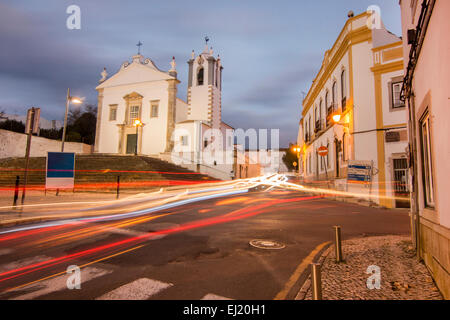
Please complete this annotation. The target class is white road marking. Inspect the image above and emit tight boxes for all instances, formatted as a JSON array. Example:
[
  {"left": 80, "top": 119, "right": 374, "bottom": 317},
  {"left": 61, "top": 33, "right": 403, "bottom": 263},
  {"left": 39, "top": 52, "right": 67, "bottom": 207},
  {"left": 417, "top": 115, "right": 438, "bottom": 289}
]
[
  {"left": 0, "top": 255, "right": 50, "bottom": 273},
  {"left": 97, "top": 278, "right": 173, "bottom": 300},
  {"left": 201, "top": 293, "right": 233, "bottom": 300},
  {"left": 108, "top": 228, "right": 167, "bottom": 240},
  {"left": 0, "top": 249, "right": 14, "bottom": 256},
  {"left": 10, "top": 267, "right": 111, "bottom": 300}
]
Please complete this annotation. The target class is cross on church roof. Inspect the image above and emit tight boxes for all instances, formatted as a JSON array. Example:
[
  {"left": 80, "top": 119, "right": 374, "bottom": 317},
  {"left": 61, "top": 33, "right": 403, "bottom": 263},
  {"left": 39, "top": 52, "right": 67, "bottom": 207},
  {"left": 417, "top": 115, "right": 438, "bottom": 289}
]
[
  {"left": 205, "top": 36, "right": 209, "bottom": 45},
  {"left": 136, "top": 41, "right": 143, "bottom": 55}
]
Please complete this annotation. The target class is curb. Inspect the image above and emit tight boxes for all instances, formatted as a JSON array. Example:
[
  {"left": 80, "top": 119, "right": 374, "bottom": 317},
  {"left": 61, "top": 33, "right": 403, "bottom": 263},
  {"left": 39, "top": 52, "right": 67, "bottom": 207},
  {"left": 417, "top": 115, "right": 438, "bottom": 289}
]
[
  {"left": 0, "top": 216, "right": 52, "bottom": 229},
  {"left": 295, "top": 245, "right": 333, "bottom": 300}
]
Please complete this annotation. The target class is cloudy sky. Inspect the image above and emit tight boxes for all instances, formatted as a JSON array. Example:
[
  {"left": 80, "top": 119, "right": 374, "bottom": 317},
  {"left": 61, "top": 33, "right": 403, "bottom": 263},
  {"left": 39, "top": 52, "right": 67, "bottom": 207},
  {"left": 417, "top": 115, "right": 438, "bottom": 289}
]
[{"left": 0, "top": 0, "right": 402, "bottom": 147}]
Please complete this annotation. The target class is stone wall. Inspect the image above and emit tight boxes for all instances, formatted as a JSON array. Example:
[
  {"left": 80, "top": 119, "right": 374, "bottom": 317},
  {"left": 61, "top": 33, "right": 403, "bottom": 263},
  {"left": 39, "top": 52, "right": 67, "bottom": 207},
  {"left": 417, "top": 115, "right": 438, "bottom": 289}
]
[
  {"left": 0, "top": 129, "right": 93, "bottom": 159},
  {"left": 420, "top": 219, "right": 450, "bottom": 299}
]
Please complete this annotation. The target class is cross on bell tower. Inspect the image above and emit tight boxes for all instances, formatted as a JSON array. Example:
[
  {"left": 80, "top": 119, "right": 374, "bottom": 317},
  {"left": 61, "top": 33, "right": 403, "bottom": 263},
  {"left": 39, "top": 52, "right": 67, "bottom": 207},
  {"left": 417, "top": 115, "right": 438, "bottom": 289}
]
[{"left": 136, "top": 41, "right": 143, "bottom": 55}]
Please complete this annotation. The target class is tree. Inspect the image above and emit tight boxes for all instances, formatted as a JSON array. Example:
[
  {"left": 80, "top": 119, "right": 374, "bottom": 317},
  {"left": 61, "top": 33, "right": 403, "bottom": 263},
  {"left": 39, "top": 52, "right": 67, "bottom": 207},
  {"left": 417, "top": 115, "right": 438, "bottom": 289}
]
[
  {"left": 0, "top": 119, "right": 25, "bottom": 133},
  {"left": 65, "top": 104, "right": 97, "bottom": 145},
  {"left": 282, "top": 143, "right": 299, "bottom": 171}
]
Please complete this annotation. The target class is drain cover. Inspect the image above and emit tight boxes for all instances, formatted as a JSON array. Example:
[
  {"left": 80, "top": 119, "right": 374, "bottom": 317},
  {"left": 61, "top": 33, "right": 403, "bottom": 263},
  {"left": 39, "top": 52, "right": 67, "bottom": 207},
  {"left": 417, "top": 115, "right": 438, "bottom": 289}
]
[{"left": 249, "top": 239, "right": 285, "bottom": 250}]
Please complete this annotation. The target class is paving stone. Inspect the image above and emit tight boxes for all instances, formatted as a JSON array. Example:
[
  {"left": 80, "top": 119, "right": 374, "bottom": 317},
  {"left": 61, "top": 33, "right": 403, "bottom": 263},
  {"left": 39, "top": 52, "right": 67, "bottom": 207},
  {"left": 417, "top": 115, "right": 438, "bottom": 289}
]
[{"left": 303, "top": 235, "right": 443, "bottom": 300}]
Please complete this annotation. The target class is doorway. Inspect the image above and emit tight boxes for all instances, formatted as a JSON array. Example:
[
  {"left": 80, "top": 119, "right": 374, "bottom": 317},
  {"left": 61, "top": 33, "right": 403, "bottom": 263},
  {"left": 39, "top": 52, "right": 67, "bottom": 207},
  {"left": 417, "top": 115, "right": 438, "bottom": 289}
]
[{"left": 126, "top": 134, "right": 137, "bottom": 154}]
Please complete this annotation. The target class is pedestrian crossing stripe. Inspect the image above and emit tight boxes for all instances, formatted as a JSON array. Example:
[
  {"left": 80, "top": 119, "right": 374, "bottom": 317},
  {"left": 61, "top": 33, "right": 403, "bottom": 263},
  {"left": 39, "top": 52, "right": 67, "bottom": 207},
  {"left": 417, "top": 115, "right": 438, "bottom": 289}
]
[{"left": 96, "top": 278, "right": 173, "bottom": 300}]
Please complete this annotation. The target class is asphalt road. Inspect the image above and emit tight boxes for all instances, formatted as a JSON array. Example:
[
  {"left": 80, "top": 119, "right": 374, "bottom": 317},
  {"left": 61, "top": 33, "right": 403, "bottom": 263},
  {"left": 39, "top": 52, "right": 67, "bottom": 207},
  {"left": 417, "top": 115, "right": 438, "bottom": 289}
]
[{"left": 0, "top": 184, "right": 410, "bottom": 300}]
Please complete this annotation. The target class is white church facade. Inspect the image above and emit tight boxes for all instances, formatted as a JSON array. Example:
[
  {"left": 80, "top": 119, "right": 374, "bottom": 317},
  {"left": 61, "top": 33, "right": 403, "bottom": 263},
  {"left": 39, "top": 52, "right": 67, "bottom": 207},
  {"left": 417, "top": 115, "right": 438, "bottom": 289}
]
[{"left": 93, "top": 44, "right": 236, "bottom": 179}]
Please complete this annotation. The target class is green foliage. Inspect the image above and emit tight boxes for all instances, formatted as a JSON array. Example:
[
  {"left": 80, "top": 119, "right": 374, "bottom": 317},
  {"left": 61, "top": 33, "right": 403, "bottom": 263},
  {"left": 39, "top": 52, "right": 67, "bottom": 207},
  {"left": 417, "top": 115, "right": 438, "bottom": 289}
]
[
  {"left": 0, "top": 119, "right": 25, "bottom": 133},
  {"left": 66, "top": 106, "right": 97, "bottom": 144}
]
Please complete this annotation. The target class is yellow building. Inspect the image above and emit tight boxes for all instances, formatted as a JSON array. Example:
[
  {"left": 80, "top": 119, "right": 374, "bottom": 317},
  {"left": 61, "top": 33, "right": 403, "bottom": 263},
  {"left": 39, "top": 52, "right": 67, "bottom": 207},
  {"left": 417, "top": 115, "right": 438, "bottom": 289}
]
[{"left": 297, "top": 11, "right": 408, "bottom": 208}]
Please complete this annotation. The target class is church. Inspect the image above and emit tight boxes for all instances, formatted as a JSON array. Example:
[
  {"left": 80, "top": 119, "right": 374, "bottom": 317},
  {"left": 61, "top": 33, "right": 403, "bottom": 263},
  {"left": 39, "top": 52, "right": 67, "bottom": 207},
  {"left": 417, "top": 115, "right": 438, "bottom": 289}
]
[{"left": 93, "top": 42, "right": 235, "bottom": 179}]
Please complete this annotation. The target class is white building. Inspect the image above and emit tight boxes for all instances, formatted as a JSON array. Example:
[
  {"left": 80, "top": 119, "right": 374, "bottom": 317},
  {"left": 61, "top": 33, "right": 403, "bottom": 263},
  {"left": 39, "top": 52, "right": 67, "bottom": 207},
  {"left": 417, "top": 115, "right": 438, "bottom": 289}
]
[
  {"left": 400, "top": 0, "right": 450, "bottom": 298},
  {"left": 297, "top": 11, "right": 408, "bottom": 209},
  {"left": 94, "top": 44, "right": 235, "bottom": 179}
]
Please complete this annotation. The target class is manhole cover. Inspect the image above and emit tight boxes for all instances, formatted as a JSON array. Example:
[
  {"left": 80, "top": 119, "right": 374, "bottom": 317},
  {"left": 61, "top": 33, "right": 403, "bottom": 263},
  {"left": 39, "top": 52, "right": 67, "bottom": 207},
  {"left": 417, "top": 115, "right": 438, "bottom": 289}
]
[{"left": 249, "top": 239, "right": 285, "bottom": 250}]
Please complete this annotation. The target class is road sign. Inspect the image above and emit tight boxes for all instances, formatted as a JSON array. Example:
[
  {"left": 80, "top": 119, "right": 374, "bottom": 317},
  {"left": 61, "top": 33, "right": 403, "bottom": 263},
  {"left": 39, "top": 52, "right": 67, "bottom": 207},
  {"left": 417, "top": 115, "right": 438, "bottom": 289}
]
[
  {"left": 45, "top": 152, "right": 75, "bottom": 189},
  {"left": 317, "top": 146, "right": 328, "bottom": 157},
  {"left": 25, "top": 107, "right": 40, "bottom": 134},
  {"left": 347, "top": 160, "right": 373, "bottom": 183}
]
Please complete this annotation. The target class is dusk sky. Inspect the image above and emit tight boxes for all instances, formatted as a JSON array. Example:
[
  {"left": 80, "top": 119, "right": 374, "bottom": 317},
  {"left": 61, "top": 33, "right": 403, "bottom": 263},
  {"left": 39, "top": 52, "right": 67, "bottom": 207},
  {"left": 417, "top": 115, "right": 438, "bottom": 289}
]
[{"left": 0, "top": 0, "right": 402, "bottom": 147}]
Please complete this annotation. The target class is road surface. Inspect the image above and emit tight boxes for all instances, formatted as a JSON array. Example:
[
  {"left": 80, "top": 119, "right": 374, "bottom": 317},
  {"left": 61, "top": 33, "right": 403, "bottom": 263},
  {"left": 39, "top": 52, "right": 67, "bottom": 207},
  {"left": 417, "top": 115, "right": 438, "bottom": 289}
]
[{"left": 0, "top": 175, "right": 410, "bottom": 300}]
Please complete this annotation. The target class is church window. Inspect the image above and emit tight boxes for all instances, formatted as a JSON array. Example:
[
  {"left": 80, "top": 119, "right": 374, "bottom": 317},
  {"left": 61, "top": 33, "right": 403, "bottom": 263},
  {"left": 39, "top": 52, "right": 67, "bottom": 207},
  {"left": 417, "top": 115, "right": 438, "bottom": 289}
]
[
  {"left": 109, "top": 105, "right": 117, "bottom": 121},
  {"left": 150, "top": 101, "right": 159, "bottom": 118},
  {"left": 215, "top": 65, "right": 219, "bottom": 87},
  {"left": 197, "top": 68, "right": 204, "bottom": 86},
  {"left": 129, "top": 106, "right": 139, "bottom": 123},
  {"left": 181, "top": 136, "right": 189, "bottom": 146}
]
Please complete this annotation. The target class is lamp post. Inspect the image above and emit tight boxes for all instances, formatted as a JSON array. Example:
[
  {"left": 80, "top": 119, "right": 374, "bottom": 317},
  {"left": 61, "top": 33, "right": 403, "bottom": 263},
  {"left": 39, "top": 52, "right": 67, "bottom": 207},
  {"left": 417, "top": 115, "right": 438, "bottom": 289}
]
[
  {"left": 61, "top": 88, "right": 83, "bottom": 152},
  {"left": 133, "top": 119, "right": 143, "bottom": 156},
  {"left": 292, "top": 145, "right": 301, "bottom": 176}
]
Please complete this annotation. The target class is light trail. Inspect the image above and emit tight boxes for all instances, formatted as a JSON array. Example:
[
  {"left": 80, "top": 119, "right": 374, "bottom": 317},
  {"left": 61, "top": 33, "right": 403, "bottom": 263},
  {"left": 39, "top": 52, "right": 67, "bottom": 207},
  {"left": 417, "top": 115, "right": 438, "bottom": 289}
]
[{"left": 0, "top": 194, "right": 323, "bottom": 289}]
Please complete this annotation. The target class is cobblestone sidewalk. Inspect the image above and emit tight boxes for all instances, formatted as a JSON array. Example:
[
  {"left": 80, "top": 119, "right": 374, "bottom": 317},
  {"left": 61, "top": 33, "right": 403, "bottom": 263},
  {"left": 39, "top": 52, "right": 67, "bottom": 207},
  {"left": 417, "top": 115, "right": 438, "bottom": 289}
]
[{"left": 298, "top": 235, "right": 443, "bottom": 300}]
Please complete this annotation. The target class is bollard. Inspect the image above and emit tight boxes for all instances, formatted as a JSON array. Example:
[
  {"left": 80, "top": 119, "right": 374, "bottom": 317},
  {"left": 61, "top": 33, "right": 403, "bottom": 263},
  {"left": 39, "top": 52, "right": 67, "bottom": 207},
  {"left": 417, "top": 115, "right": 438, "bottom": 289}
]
[
  {"left": 13, "top": 176, "right": 20, "bottom": 207},
  {"left": 116, "top": 175, "right": 120, "bottom": 199},
  {"left": 311, "top": 263, "right": 322, "bottom": 300},
  {"left": 334, "top": 226, "right": 343, "bottom": 262}
]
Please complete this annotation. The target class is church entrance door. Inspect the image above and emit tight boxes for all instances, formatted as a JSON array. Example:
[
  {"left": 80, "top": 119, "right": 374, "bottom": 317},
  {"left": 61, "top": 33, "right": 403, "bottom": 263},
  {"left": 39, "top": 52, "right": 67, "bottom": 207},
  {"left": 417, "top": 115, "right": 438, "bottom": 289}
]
[{"left": 126, "top": 134, "right": 137, "bottom": 154}]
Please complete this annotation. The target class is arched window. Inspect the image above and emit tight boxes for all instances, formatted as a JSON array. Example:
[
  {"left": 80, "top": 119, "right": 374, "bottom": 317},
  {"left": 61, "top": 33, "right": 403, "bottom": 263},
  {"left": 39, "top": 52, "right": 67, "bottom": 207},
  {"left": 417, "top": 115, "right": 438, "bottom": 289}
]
[
  {"left": 341, "top": 69, "right": 347, "bottom": 110},
  {"left": 332, "top": 81, "right": 337, "bottom": 108},
  {"left": 197, "top": 68, "right": 204, "bottom": 86},
  {"left": 215, "top": 64, "right": 219, "bottom": 87},
  {"left": 319, "top": 99, "right": 323, "bottom": 129}
]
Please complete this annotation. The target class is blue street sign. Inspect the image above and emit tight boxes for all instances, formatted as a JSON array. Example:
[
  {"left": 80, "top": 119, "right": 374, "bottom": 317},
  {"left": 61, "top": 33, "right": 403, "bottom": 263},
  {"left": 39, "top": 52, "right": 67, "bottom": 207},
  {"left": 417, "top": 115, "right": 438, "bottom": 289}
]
[{"left": 46, "top": 152, "right": 75, "bottom": 189}]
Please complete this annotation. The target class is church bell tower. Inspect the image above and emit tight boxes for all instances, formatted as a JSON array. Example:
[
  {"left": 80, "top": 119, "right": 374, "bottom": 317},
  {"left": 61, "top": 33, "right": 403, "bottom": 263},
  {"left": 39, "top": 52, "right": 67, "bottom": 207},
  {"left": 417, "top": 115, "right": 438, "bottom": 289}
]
[{"left": 187, "top": 39, "right": 223, "bottom": 129}]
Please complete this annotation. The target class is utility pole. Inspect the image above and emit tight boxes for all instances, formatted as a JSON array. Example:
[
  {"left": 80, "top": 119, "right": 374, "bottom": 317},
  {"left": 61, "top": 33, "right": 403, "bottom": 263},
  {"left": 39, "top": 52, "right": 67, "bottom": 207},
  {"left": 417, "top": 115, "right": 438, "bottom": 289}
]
[{"left": 21, "top": 107, "right": 36, "bottom": 205}]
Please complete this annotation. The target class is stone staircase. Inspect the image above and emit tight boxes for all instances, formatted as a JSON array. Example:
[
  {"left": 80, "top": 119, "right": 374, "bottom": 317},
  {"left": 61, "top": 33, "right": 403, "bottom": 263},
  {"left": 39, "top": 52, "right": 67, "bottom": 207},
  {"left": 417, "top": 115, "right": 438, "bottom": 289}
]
[{"left": 0, "top": 154, "right": 217, "bottom": 192}]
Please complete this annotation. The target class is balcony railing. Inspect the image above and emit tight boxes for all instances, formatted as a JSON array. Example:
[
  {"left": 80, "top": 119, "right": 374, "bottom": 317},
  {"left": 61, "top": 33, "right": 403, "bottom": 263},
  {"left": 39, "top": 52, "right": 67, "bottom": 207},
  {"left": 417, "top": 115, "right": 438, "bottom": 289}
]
[
  {"left": 314, "top": 120, "right": 322, "bottom": 133},
  {"left": 326, "top": 103, "right": 337, "bottom": 126},
  {"left": 304, "top": 133, "right": 310, "bottom": 143}
]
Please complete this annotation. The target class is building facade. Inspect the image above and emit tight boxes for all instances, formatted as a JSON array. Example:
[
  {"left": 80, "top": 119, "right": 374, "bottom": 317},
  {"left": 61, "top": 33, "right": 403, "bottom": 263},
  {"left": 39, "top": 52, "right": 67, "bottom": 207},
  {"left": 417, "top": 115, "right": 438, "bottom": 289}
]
[
  {"left": 297, "top": 11, "right": 409, "bottom": 208},
  {"left": 94, "top": 44, "right": 235, "bottom": 179},
  {"left": 400, "top": 0, "right": 450, "bottom": 298}
]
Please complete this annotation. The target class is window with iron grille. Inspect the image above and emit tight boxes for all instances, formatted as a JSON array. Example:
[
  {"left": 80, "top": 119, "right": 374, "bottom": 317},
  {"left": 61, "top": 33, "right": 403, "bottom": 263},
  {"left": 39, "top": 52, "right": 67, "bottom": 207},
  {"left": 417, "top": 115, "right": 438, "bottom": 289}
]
[
  {"left": 391, "top": 81, "right": 405, "bottom": 108},
  {"left": 129, "top": 106, "right": 139, "bottom": 123},
  {"left": 181, "top": 135, "right": 189, "bottom": 146},
  {"left": 109, "top": 105, "right": 117, "bottom": 121},
  {"left": 150, "top": 101, "right": 159, "bottom": 118},
  {"left": 420, "top": 111, "right": 435, "bottom": 207}
]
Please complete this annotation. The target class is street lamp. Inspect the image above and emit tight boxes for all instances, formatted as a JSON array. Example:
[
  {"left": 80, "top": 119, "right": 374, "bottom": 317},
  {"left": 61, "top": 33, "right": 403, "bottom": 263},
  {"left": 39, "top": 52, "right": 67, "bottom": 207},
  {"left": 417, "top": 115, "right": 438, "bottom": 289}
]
[
  {"left": 331, "top": 112, "right": 349, "bottom": 128},
  {"left": 61, "top": 88, "right": 83, "bottom": 152},
  {"left": 292, "top": 145, "right": 302, "bottom": 175},
  {"left": 133, "top": 119, "right": 143, "bottom": 156}
]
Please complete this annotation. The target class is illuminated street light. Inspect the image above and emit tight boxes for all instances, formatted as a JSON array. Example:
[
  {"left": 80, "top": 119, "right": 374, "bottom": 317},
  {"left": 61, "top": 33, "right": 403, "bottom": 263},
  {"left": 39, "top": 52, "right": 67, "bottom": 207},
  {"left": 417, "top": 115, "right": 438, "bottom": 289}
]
[
  {"left": 61, "top": 88, "right": 84, "bottom": 152},
  {"left": 133, "top": 119, "right": 143, "bottom": 155},
  {"left": 332, "top": 113, "right": 342, "bottom": 123},
  {"left": 70, "top": 97, "right": 83, "bottom": 104},
  {"left": 332, "top": 112, "right": 349, "bottom": 128}
]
